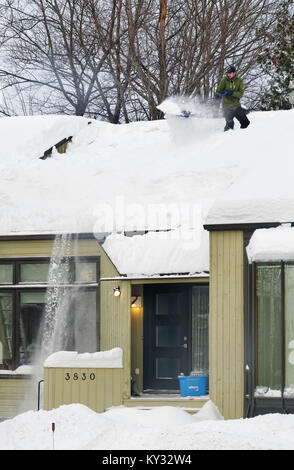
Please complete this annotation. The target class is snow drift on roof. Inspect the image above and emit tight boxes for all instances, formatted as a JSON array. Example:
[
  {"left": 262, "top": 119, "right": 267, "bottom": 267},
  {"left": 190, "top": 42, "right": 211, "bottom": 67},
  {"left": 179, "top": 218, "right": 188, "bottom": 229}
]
[
  {"left": 102, "top": 228, "right": 209, "bottom": 276},
  {"left": 205, "top": 110, "right": 294, "bottom": 226},
  {"left": 246, "top": 223, "right": 294, "bottom": 263}
]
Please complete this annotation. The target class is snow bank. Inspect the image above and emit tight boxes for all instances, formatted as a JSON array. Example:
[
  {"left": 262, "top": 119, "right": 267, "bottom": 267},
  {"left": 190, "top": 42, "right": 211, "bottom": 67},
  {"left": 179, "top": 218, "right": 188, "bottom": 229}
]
[
  {"left": 247, "top": 224, "right": 294, "bottom": 263},
  {"left": 192, "top": 399, "right": 224, "bottom": 422},
  {"left": 2, "top": 401, "right": 294, "bottom": 449},
  {"left": 43, "top": 348, "right": 123, "bottom": 368}
]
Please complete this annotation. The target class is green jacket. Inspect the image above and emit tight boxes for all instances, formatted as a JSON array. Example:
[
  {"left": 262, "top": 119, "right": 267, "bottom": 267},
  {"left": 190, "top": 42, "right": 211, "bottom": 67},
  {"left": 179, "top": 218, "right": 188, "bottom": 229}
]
[{"left": 215, "top": 75, "right": 245, "bottom": 110}]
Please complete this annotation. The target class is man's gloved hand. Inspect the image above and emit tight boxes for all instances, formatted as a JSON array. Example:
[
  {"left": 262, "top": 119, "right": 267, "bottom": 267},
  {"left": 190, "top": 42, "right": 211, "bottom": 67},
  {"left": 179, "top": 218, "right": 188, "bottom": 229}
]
[
  {"left": 180, "top": 110, "right": 191, "bottom": 118},
  {"left": 222, "top": 90, "right": 233, "bottom": 96}
]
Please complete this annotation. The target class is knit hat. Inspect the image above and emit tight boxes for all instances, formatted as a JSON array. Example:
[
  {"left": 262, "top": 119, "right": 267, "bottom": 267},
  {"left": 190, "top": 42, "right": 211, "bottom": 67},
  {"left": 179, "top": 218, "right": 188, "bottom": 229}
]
[{"left": 226, "top": 65, "right": 236, "bottom": 74}]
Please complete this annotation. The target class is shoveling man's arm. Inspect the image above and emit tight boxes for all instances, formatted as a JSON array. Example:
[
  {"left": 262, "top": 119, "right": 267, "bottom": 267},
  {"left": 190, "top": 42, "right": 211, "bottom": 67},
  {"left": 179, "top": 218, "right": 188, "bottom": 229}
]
[{"left": 215, "top": 78, "right": 226, "bottom": 97}]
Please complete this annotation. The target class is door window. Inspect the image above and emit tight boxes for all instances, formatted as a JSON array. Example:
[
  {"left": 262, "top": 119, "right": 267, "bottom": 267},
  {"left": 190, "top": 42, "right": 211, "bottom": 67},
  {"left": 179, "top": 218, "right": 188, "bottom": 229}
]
[
  {"left": 156, "top": 357, "right": 181, "bottom": 379},
  {"left": 191, "top": 286, "right": 209, "bottom": 374}
]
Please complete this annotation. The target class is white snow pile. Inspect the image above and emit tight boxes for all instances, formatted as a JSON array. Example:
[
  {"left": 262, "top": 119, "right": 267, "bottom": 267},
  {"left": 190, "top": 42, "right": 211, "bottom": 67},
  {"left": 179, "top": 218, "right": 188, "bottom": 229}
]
[
  {"left": 0, "top": 365, "right": 32, "bottom": 375},
  {"left": 102, "top": 229, "right": 209, "bottom": 276},
  {"left": 1, "top": 400, "right": 294, "bottom": 450},
  {"left": 43, "top": 347, "right": 123, "bottom": 368},
  {"left": 247, "top": 223, "right": 294, "bottom": 263}
]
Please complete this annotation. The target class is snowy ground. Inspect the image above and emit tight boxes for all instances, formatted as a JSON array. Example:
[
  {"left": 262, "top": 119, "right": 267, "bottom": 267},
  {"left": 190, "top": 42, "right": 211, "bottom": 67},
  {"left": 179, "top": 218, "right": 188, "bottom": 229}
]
[{"left": 1, "top": 400, "right": 294, "bottom": 450}]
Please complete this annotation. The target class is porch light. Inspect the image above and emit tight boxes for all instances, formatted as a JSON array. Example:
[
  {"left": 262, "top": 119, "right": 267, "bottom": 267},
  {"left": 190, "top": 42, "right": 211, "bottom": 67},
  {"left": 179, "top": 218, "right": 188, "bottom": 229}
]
[{"left": 113, "top": 287, "right": 121, "bottom": 297}]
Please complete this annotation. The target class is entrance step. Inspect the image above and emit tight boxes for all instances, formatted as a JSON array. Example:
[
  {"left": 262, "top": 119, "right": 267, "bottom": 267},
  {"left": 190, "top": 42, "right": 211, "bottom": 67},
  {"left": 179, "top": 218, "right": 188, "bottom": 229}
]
[{"left": 123, "top": 394, "right": 209, "bottom": 414}]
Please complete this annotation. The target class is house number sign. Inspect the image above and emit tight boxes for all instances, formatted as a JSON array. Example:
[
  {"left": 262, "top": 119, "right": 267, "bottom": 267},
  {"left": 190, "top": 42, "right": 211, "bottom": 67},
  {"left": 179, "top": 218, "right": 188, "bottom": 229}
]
[{"left": 64, "top": 372, "right": 96, "bottom": 381}]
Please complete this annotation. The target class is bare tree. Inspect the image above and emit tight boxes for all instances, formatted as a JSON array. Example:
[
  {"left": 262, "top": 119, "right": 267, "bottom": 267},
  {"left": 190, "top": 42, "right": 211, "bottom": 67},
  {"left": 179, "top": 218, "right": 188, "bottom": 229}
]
[
  {"left": 0, "top": 0, "right": 111, "bottom": 116},
  {"left": 109, "top": 0, "right": 277, "bottom": 119},
  {"left": 0, "top": 0, "right": 282, "bottom": 121}
]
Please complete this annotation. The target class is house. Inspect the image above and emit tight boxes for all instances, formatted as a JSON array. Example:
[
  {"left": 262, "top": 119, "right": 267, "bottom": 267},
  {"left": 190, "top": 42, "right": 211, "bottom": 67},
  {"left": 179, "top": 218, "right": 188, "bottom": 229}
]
[
  {"left": 204, "top": 114, "right": 294, "bottom": 418},
  {"left": 0, "top": 230, "right": 210, "bottom": 418},
  {"left": 0, "top": 114, "right": 214, "bottom": 419},
  {"left": 0, "top": 110, "right": 293, "bottom": 420}
]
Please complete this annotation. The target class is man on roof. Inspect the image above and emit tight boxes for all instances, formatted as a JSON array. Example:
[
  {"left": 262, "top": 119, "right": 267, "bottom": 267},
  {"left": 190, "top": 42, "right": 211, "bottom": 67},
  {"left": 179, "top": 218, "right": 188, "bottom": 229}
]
[{"left": 215, "top": 65, "right": 250, "bottom": 132}]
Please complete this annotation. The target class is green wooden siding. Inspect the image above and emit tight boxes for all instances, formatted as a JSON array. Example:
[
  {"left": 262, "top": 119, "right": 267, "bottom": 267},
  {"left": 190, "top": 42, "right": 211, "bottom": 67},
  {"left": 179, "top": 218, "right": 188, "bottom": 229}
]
[
  {"left": 100, "top": 280, "right": 131, "bottom": 399},
  {"left": 209, "top": 230, "right": 244, "bottom": 419},
  {"left": 0, "top": 377, "right": 32, "bottom": 418}
]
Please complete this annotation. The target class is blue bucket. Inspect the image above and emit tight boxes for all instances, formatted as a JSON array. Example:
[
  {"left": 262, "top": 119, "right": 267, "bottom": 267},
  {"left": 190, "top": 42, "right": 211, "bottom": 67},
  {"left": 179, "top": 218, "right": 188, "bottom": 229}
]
[{"left": 178, "top": 375, "right": 208, "bottom": 397}]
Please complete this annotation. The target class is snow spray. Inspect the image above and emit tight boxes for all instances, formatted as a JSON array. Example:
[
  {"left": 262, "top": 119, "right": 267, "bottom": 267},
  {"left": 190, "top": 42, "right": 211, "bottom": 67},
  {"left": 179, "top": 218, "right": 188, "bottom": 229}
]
[
  {"left": 40, "top": 232, "right": 77, "bottom": 361},
  {"left": 157, "top": 96, "right": 222, "bottom": 145},
  {"left": 30, "top": 233, "right": 96, "bottom": 410}
]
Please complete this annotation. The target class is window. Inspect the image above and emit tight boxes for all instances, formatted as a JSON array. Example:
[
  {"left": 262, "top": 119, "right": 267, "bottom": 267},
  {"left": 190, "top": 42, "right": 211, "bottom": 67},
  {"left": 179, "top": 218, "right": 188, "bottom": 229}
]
[
  {"left": 75, "top": 262, "right": 98, "bottom": 283},
  {"left": 255, "top": 262, "right": 294, "bottom": 397},
  {"left": 0, "top": 264, "right": 13, "bottom": 284},
  {"left": 256, "top": 265, "right": 282, "bottom": 393},
  {"left": 20, "top": 263, "right": 50, "bottom": 283},
  {"left": 0, "top": 293, "right": 13, "bottom": 366},
  {"left": 19, "top": 292, "right": 46, "bottom": 366},
  {"left": 0, "top": 257, "right": 100, "bottom": 371},
  {"left": 191, "top": 285, "right": 209, "bottom": 374}
]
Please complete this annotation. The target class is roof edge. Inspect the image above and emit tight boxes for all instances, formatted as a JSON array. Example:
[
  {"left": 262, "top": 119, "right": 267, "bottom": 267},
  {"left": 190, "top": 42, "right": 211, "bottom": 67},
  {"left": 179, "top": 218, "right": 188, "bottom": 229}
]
[
  {"left": 0, "top": 232, "right": 108, "bottom": 241},
  {"left": 203, "top": 221, "right": 294, "bottom": 232}
]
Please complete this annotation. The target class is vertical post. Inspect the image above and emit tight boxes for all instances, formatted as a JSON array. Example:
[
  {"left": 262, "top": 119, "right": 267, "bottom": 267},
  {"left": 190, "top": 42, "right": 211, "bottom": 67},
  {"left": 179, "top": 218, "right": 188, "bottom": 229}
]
[
  {"left": 248, "top": 261, "right": 256, "bottom": 418},
  {"left": 52, "top": 422, "right": 55, "bottom": 450},
  {"left": 37, "top": 379, "right": 44, "bottom": 411},
  {"left": 281, "top": 261, "right": 285, "bottom": 412}
]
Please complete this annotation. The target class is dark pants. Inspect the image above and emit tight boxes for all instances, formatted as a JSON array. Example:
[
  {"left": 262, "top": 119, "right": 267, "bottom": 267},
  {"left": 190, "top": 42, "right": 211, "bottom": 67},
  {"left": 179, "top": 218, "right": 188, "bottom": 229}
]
[{"left": 223, "top": 107, "right": 250, "bottom": 131}]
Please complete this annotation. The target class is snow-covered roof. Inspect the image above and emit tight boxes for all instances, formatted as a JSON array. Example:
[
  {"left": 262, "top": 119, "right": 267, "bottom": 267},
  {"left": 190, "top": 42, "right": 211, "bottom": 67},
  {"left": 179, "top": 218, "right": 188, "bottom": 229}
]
[
  {"left": 1, "top": 108, "right": 293, "bottom": 275},
  {"left": 205, "top": 110, "right": 294, "bottom": 227},
  {"left": 102, "top": 229, "right": 209, "bottom": 276}
]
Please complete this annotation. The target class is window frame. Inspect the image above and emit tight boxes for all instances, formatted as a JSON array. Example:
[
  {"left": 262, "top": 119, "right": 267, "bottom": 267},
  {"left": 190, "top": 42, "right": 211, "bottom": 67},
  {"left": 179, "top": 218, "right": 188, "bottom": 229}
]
[
  {"left": 0, "top": 256, "right": 100, "bottom": 371},
  {"left": 0, "top": 256, "right": 100, "bottom": 286}
]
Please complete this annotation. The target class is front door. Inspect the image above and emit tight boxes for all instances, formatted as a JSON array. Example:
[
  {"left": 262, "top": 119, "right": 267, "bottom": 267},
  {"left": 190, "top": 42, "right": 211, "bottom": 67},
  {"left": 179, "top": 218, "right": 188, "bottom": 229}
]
[{"left": 143, "top": 284, "right": 190, "bottom": 391}]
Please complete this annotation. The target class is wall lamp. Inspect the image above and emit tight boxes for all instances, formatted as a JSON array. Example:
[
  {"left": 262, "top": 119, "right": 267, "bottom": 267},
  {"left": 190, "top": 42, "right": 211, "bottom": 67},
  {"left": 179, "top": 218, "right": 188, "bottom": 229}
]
[{"left": 113, "top": 287, "right": 121, "bottom": 297}]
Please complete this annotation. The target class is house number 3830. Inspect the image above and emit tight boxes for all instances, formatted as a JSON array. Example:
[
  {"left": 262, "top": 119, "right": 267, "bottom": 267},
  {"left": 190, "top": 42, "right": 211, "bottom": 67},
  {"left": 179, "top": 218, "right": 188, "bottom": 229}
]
[{"left": 64, "top": 372, "right": 96, "bottom": 381}]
